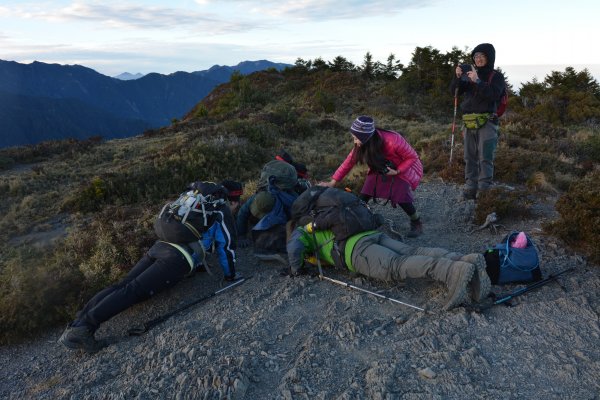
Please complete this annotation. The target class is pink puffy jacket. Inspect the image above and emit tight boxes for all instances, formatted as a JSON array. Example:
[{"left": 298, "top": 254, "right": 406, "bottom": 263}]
[{"left": 332, "top": 129, "right": 423, "bottom": 190}]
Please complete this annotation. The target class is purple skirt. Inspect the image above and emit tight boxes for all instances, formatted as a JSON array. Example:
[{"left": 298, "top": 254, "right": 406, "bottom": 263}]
[{"left": 361, "top": 173, "right": 414, "bottom": 205}]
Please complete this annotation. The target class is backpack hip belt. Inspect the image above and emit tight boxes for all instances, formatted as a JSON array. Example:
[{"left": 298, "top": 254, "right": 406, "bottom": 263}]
[{"left": 159, "top": 241, "right": 195, "bottom": 272}]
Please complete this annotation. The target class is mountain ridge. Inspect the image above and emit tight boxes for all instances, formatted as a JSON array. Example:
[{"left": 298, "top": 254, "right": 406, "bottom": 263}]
[{"left": 0, "top": 59, "right": 291, "bottom": 148}]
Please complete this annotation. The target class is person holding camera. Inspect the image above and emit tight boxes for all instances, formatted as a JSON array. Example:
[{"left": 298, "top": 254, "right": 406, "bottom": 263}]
[
  {"left": 450, "top": 43, "right": 506, "bottom": 200},
  {"left": 319, "top": 115, "right": 424, "bottom": 237}
]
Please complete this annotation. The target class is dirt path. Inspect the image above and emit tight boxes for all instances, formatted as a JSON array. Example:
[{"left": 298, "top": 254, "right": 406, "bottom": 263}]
[{"left": 1, "top": 181, "right": 598, "bottom": 399}]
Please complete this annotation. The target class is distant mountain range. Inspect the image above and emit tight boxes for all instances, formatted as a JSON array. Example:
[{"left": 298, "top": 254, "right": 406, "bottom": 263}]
[
  {"left": 0, "top": 59, "right": 291, "bottom": 148},
  {"left": 113, "top": 72, "right": 145, "bottom": 80}
]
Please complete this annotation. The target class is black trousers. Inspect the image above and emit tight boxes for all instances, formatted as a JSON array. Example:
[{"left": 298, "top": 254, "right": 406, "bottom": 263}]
[{"left": 75, "top": 241, "right": 189, "bottom": 331}]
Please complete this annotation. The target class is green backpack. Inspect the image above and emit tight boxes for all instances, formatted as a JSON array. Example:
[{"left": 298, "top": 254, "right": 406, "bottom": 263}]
[{"left": 258, "top": 160, "right": 298, "bottom": 192}]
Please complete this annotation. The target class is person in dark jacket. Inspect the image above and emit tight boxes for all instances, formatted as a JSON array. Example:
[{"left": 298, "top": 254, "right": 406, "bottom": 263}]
[
  {"left": 237, "top": 160, "right": 298, "bottom": 260},
  {"left": 450, "top": 43, "right": 506, "bottom": 200},
  {"left": 59, "top": 182, "right": 239, "bottom": 353}
]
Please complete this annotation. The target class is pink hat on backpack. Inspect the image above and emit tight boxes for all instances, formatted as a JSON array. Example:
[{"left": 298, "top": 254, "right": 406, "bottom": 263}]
[{"left": 511, "top": 231, "right": 528, "bottom": 248}]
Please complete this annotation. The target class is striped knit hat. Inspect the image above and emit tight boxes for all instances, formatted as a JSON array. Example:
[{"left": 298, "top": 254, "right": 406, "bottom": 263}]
[{"left": 350, "top": 115, "right": 375, "bottom": 144}]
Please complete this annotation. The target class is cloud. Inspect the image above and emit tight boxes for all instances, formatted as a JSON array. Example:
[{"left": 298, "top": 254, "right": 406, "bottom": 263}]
[
  {"left": 231, "top": 0, "right": 430, "bottom": 20},
  {"left": 2, "top": 1, "right": 259, "bottom": 34}
]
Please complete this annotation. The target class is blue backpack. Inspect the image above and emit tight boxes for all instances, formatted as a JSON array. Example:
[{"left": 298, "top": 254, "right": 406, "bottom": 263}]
[{"left": 484, "top": 232, "right": 541, "bottom": 285}]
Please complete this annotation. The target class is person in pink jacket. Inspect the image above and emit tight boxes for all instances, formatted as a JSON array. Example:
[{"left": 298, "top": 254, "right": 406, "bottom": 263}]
[{"left": 320, "top": 115, "right": 424, "bottom": 237}]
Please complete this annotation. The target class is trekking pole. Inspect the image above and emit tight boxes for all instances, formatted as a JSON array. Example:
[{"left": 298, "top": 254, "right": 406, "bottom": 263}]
[
  {"left": 449, "top": 87, "right": 459, "bottom": 164},
  {"left": 473, "top": 267, "right": 575, "bottom": 312},
  {"left": 491, "top": 267, "right": 574, "bottom": 307},
  {"left": 320, "top": 275, "right": 426, "bottom": 312},
  {"left": 128, "top": 276, "right": 249, "bottom": 336},
  {"left": 308, "top": 216, "right": 324, "bottom": 279},
  {"left": 307, "top": 223, "right": 424, "bottom": 312}
]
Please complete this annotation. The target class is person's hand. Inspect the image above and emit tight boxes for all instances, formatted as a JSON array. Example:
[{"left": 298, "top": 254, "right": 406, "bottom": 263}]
[
  {"left": 385, "top": 168, "right": 399, "bottom": 176},
  {"left": 238, "top": 238, "right": 252, "bottom": 248},
  {"left": 317, "top": 179, "right": 336, "bottom": 187},
  {"left": 467, "top": 70, "right": 479, "bottom": 83}
]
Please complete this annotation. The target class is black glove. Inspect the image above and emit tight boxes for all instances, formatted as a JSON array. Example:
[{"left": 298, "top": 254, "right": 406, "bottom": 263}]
[{"left": 238, "top": 238, "right": 252, "bottom": 248}]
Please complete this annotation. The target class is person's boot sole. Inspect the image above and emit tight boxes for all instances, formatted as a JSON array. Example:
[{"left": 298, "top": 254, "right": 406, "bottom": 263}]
[
  {"left": 443, "top": 263, "right": 475, "bottom": 311},
  {"left": 58, "top": 326, "right": 100, "bottom": 353},
  {"left": 463, "top": 254, "right": 492, "bottom": 302}
]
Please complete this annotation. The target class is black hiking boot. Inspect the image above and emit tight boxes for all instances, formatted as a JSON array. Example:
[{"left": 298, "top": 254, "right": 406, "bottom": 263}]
[
  {"left": 58, "top": 324, "right": 100, "bottom": 353},
  {"left": 406, "top": 218, "right": 423, "bottom": 238}
]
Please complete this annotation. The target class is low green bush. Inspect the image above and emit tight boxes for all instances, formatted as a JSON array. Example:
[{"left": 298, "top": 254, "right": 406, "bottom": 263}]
[
  {"left": 545, "top": 170, "right": 600, "bottom": 263},
  {"left": 474, "top": 187, "right": 534, "bottom": 225}
]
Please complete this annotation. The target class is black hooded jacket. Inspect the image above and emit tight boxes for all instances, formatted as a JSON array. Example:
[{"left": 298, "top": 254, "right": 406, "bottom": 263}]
[{"left": 450, "top": 43, "right": 506, "bottom": 115}]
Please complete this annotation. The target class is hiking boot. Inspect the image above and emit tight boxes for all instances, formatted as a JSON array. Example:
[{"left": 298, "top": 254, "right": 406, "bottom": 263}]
[
  {"left": 406, "top": 219, "right": 423, "bottom": 238},
  {"left": 224, "top": 272, "right": 243, "bottom": 282},
  {"left": 461, "top": 253, "right": 492, "bottom": 302},
  {"left": 462, "top": 188, "right": 477, "bottom": 200},
  {"left": 58, "top": 324, "right": 100, "bottom": 353},
  {"left": 443, "top": 262, "right": 475, "bottom": 311}
]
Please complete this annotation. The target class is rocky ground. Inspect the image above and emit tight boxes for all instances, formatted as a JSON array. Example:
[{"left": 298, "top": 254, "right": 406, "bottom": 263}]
[{"left": 1, "top": 181, "right": 599, "bottom": 399}]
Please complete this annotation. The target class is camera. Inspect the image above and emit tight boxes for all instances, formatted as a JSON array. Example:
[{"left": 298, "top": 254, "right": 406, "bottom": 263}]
[
  {"left": 460, "top": 64, "right": 472, "bottom": 81},
  {"left": 377, "top": 160, "right": 396, "bottom": 175}
]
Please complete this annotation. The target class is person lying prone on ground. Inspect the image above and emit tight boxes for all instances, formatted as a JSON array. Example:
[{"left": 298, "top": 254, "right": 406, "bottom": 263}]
[
  {"left": 59, "top": 181, "right": 240, "bottom": 353},
  {"left": 286, "top": 222, "right": 492, "bottom": 310}
]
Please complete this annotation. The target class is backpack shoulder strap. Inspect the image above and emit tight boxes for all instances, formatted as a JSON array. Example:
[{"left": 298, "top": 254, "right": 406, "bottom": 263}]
[{"left": 487, "top": 70, "right": 496, "bottom": 84}]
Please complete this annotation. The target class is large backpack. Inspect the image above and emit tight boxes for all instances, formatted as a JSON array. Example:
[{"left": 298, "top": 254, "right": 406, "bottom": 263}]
[
  {"left": 488, "top": 70, "right": 508, "bottom": 117},
  {"left": 483, "top": 231, "right": 541, "bottom": 284},
  {"left": 258, "top": 160, "right": 298, "bottom": 192},
  {"left": 275, "top": 149, "right": 311, "bottom": 194},
  {"left": 292, "top": 187, "right": 383, "bottom": 241},
  {"left": 153, "top": 181, "right": 228, "bottom": 244}
]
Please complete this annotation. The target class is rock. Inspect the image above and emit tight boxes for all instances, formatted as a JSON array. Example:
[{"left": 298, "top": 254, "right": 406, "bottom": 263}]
[{"left": 418, "top": 367, "right": 437, "bottom": 379}]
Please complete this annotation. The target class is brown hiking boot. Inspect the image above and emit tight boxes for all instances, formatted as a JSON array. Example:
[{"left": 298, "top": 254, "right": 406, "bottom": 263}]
[
  {"left": 58, "top": 325, "right": 100, "bottom": 353},
  {"left": 461, "top": 253, "right": 492, "bottom": 302},
  {"left": 443, "top": 262, "right": 475, "bottom": 310},
  {"left": 406, "top": 219, "right": 423, "bottom": 238}
]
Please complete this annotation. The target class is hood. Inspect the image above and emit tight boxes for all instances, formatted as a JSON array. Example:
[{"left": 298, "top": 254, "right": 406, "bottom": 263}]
[{"left": 471, "top": 43, "right": 496, "bottom": 70}]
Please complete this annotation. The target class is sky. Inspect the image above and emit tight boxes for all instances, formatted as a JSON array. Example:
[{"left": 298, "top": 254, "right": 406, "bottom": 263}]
[{"left": 1, "top": 0, "right": 599, "bottom": 89}]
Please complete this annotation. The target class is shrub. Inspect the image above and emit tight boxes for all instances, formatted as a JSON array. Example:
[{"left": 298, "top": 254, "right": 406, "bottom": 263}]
[
  {"left": 474, "top": 187, "right": 534, "bottom": 225},
  {"left": 545, "top": 170, "right": 600, "bottom": 263},
  {"left": 0, "top": 247, "right": 83, "bottom": 344},
  {"left": 0, "top": 155, "right": 14, "bottom": 171}
]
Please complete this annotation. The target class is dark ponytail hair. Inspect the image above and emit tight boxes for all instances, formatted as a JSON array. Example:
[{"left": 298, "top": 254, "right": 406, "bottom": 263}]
[{"left": 352, "top": 130, "right": 387, "bottom": 172}]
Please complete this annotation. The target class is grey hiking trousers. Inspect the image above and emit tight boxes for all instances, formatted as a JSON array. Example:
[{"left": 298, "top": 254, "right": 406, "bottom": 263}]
[
  {"left": 350, "top": 232, "right": 467, "bottom": 283},
  {"left": 463, "top": 121, "right": 499, "bottom": 191}
]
